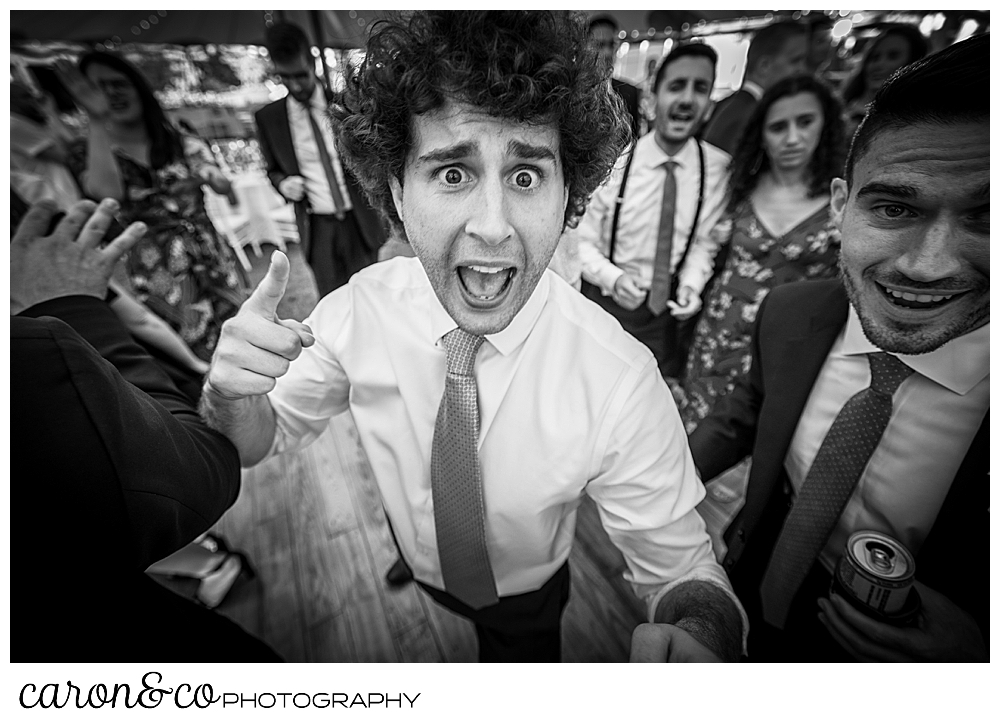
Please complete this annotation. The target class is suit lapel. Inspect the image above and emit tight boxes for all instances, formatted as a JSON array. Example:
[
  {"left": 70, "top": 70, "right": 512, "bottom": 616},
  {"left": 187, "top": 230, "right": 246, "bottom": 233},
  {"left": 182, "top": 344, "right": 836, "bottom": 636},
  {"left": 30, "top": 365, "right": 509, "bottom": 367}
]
[{"left": 272, "top": 97, "right": 299, "bottom": 175}]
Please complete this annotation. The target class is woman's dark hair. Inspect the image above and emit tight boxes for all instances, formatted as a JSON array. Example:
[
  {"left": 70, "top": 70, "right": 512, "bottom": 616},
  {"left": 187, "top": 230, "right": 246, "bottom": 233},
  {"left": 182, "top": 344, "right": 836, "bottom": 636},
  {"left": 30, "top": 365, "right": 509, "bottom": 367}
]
[
  {"left": 840, "top": 24, "right": 930, "bottom": 106},
  {"left": 332, "top": 10, "right": 631, "bottom": 237},
  {"left": 78, "top": 51, "right": 183, "bottom": 169},
  {"left": 728, "top": 74, "right": 846, "bottom": 212}
]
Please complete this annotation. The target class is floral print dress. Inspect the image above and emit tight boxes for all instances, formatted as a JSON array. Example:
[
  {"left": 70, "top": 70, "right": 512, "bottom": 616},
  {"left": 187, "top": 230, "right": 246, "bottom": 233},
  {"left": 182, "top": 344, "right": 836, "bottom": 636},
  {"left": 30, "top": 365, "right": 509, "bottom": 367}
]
[
  {"left": 674, "top": 202, "right": 840, "bottom": 432},
  {"left": 69, "top": 135, "right": 247, "bottom": 361}
]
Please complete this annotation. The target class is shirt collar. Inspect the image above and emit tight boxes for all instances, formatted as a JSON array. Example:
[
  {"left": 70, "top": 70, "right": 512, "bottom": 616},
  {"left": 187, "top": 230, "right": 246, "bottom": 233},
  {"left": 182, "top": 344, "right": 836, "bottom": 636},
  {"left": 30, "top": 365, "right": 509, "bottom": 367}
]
[
  {"left": 422, "top": 262, "right": 551, "bottom": 356},
  {"left": 843, "top": 305, "right": 990, "bottom": 395},
  {"left": 742, "top": 80, "right": 764, "bottom": 101},
  {"left": 638, "top": 132, "right": 696, "bottom": 171}
]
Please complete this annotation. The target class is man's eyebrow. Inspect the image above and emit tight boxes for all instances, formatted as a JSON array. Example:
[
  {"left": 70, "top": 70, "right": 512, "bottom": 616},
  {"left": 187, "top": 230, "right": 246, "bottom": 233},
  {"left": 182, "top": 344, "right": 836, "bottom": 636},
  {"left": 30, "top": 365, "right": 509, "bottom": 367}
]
[
  {"left": 415, "top": 141, "right": 478, "bottom": 166},
  {"left": 507, "top": 139, "right": 558, "bottom": 163},
  {"left": 855, "top": 182, "right": 919, "bottom": 201}
]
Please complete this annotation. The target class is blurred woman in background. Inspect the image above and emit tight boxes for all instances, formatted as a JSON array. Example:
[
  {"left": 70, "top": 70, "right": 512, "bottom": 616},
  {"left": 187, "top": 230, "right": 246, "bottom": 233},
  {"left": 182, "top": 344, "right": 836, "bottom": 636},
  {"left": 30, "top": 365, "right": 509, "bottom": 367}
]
[
  {"left": 60, "top": 52, "right": 246, "bottom": 361},
  {"left": 675, "top": 75, "right": 846, "bottom": 432},
  {"left": 840, "top": 24, "right": 929, "bottom": 136}
]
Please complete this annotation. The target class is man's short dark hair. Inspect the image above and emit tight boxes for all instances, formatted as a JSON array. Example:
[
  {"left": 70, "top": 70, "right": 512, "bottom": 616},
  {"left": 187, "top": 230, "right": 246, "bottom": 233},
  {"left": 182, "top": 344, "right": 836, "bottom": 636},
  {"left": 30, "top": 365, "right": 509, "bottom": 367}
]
[
  {"left": 265, "top": 22, "right": 311, "bottom": 64},
  {"left": 653, "top": 42, "right": 718, "bottom": 92},
  {"left": 746, "top": 20, "right": 804, "bottom": 73},
  {"left": 845, "top": 33, "right": 988, "bottom": 187},
  {"left": 333, "top": 11, "right": 631, "bottom": 237}
]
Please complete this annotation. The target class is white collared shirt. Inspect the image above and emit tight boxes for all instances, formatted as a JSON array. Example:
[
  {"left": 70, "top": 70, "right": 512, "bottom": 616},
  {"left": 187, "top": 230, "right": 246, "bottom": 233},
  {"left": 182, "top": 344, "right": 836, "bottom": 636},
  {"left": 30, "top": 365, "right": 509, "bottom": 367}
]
[
  {"left": 570, "top": 133, "right": 731, "bottom": 297},
  {"left": 785, "top": 307, "right": 990, "bottom": 571},
  {"left": 267, "top": 256, "right": 745, "bottom": 628},
  {"left": 285, "top": 85, "right": 353, "bottom": 215}
]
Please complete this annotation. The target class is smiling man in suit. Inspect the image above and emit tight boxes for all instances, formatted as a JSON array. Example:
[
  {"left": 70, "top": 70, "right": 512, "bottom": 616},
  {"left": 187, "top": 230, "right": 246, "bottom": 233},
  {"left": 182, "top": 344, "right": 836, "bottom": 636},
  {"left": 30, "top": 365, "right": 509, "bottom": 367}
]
[
  {"left": 684, "top": 34, "right": 988, "bottom": 662},
  {"left": 255, "top": 22, "right": 386, "bottom": 297}
]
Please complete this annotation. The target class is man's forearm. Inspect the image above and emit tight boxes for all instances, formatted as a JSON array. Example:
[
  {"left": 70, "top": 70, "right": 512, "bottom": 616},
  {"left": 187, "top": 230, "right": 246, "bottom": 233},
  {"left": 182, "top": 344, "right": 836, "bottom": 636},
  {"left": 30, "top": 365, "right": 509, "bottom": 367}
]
[
  {"left": 654, "top": 580, "right": 743, "bottom": 662},
  {"left": 199, "top": 386, "right": 278, "bottom": 467}
]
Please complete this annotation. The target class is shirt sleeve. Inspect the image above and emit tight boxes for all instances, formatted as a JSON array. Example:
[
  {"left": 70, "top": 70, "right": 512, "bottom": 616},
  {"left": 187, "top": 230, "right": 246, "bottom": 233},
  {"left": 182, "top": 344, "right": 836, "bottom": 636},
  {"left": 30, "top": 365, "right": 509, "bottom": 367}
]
[
  {"left": 676, "top": 145, "right": 731, "bottom": 294},
  {"left": 572, "top": 159, "right": 627, "bottom": 294},
  {"left": 585, "top": 356, "right": 748, "bottom": 642},
  {"left": 265, "top": 288, "right": 354, "bottom": 458}
]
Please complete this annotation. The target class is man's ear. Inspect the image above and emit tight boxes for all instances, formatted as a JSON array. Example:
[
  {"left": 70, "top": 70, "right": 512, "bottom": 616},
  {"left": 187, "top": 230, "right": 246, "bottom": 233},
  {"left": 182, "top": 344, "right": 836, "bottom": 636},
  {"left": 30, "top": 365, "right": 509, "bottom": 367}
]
[
  {"left": 389, "top": 175, "right": 404, "bottom": 223},
  {"left": 829, "top": 177, "right": 848, "bottom": 230}
]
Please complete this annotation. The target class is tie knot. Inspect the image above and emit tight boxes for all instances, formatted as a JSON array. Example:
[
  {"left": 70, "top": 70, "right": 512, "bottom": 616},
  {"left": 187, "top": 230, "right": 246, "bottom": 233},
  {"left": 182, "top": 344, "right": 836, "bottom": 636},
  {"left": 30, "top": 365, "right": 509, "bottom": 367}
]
[
  {"left": 867, "top": 352, "right": 912, "bottom": 396},
  {"left": 441, "top": 329, "right": 484, "bottom": 376},
  {"left": 663, "top": 160, "right": 677, "bottom": 175}
]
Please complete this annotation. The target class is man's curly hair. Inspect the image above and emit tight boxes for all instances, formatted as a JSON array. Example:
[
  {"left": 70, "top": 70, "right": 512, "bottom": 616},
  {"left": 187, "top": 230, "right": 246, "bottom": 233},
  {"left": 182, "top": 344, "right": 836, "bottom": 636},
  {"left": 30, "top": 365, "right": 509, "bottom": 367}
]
[{"left": 331, "top": 11, "right": 632, "bottom": 238}]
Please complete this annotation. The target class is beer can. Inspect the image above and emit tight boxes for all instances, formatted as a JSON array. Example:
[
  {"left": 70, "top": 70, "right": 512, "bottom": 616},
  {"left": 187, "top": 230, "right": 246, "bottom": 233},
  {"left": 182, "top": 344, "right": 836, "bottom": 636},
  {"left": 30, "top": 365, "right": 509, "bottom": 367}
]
[{"left": 831, "top": 531, "right": 920, "bottom": 626}]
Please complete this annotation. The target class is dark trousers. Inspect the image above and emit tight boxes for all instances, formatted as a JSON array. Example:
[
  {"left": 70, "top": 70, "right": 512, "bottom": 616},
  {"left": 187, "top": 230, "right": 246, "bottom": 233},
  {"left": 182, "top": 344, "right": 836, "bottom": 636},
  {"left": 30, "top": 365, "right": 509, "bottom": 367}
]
[
  {"left": 308, "top": 212, "right": 377, "bottom": 297},
  {"left": 581, "top": 281, "right": 686, "bottom": 377},
  {"left": 419, "top": 562, "right": 572, "bottom": 662}
]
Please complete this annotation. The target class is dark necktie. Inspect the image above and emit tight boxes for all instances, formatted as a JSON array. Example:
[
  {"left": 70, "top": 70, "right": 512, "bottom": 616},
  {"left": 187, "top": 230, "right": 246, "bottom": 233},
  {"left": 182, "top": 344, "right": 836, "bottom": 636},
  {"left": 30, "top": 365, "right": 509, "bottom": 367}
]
[
  {"left": 306, "top": 108, "right": 347, "bottom": 220},
  {"left": 431, "top": 329, "right": 499, "bottom": 610},
  {"left": 760, "top": 352, "right": 914, "bottom": 628},
  {"left": 647, "top": 160, "right": 678, "bottom": 316}
]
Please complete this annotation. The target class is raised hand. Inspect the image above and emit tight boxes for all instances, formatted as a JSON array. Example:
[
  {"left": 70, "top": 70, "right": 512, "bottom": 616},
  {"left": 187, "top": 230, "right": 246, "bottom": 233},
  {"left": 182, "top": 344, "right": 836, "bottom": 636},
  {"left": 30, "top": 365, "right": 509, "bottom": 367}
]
[
  {"left": 205, "top": 251, "right": 315, "bottom": 400},
  {"left": 54, "top": 59, "right": 110, "bottom": 119},
  {"left": 11, "top": 199, "right": 146, "bottom": 315}
]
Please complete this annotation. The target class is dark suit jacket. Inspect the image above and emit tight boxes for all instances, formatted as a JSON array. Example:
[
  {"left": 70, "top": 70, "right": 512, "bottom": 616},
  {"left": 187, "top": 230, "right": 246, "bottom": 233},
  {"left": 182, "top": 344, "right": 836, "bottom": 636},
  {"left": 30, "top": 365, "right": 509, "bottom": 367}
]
[
  {"left": 701, "top": 87, "right": 757, "bottom": 157},
  {"left": 689, "top": 280, "right": 989, "bottom": 649},
  {"left": 12, "top": 296, "right": 279, "bottom": 661},
  {"left": 254, "top": 94, "right": 385, "bottom": 259},
  {"left": 611, "top": 78, "right": 641, "bottom": 141}
]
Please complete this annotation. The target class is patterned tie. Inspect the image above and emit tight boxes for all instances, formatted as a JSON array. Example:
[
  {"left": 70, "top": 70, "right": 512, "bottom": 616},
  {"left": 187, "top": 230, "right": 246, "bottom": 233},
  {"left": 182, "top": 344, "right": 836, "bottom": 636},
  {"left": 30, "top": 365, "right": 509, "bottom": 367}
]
[
  {"left": 647, "top": 160, "right": 678, "bottom": 316},
  {"left": 306, "top": 108, "right": 347, "bottom": 220},
  {"left": 431, "top": 329, "right": 499, "bottom": 610},
  {"left": 760, "top": 352, "right": 914, "bottom": 629}
]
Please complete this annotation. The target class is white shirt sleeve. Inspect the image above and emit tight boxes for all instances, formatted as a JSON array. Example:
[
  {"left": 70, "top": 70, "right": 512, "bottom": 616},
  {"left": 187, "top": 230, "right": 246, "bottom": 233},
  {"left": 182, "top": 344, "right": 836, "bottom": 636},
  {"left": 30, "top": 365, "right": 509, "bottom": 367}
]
[
  {"left": 571, "top": 160, "right": 627, "bottom": 294},
  {"left": 584, "top": 355, "right": 748, "bottom": 645}
]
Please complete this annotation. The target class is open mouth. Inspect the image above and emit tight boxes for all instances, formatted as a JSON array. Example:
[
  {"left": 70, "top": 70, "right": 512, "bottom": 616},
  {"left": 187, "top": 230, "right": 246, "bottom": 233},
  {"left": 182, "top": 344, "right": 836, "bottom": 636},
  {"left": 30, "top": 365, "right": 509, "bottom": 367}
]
[
  {"left": 457, "top": 265, "right": 516, "bottom": 305},
  {"left": 669, "top": 109, "right": 695, "bottom": 124},
  {"left": 878, "top": 283, "right": 966, "bottom": 310}
]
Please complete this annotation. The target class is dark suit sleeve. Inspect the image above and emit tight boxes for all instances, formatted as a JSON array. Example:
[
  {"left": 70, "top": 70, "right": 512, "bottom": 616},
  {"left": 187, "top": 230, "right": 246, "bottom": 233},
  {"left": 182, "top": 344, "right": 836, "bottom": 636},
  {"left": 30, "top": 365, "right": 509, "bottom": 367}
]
[
  {"left": 255, "top": 107, "right": 288, "bottom": 195},
  {"left": 15, "top": 296, "right": 240, "bottom": 568},
  {"left": 688, "top": 291, "right": 770, "bottom": 481},
  {"left": 702, "top": 93, "right": 749, "bottom": 157}
]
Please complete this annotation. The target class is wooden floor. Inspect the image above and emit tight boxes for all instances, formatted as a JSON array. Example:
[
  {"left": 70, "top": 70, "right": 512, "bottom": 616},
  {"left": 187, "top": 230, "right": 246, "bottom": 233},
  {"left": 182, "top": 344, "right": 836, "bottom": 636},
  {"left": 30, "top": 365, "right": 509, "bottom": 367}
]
[
  {"left": 211, "top": 413, "right": 648, "bottom": 662},
  {"left": 207, "top": 242, "right": 745, "bottom": 662}
]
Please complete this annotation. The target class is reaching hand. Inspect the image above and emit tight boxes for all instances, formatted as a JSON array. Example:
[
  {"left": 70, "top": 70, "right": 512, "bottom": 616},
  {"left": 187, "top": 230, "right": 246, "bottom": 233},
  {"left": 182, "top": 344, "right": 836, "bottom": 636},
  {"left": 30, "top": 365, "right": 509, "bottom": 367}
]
[
  {"left": 818, "top": 582, "right": 986, "bottom": 662},
  {"left": 54, "top": 59, "right": 110, "bottom": 119},
  {"left": 278, "top": 175, "right": 307, "bottom": 203},
  {"left": 629, "top": 623, "right": 724, "bottom": 662},
  {"left": 667, "top": 285, "right": 703, "bottom": 320},
  {"left": 205, "top": 251, "right": 315, "bottom": 400},
  {"left": 612, "top": 273, "right": 647, "bottom": 311},
  {"left": 11, "top": 199, "right": 146, "bottom": 315}
]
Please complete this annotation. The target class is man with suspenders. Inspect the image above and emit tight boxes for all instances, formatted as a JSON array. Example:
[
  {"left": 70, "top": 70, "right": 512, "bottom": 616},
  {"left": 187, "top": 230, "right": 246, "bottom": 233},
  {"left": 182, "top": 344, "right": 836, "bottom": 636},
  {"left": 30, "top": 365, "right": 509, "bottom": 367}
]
[{"left": 571, "top": 42, "right": 731, "bottom": 378}]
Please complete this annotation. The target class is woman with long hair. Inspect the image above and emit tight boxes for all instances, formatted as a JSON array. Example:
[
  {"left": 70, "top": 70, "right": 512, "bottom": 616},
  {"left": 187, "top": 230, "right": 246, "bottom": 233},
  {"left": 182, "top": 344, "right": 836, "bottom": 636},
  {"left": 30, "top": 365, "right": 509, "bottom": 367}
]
[
  {"left": 841, "top": 24, "right": 929, "bottom": 136},
  {"left": 675, "top": 75, "right": 846, "bottom": 432},
  {"left": 59, "top": 52, "right": 247, "bottom": 361}
]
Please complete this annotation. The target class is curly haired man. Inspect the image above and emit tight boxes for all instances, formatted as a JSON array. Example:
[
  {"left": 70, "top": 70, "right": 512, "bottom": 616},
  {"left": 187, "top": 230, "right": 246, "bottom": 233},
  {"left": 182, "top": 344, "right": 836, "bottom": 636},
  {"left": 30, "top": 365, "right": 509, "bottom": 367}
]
[{"left": 201, "top": 11, "right": 744, "bottom": 662}]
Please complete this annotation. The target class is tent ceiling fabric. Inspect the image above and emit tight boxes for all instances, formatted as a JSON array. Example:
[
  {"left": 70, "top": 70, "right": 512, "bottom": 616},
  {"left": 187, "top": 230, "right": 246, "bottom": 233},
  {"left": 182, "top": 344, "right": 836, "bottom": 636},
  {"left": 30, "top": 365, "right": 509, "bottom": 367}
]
[{"left": 10, "top": 10, "right": 382, "bottom": 48}]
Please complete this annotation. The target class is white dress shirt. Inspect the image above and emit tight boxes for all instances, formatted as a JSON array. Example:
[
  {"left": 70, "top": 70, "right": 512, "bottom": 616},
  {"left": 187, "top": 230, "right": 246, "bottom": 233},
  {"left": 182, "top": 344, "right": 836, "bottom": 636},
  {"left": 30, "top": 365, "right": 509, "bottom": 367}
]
[
  {"left": 267, "top": 256, "right": 746, "bottom": 630},
  {"left": 785, "top": 307, "right": 990, "bottom": 572},
  {"left": 570, "top": 133, "right": 731, "bottom": 297},
  {"left": 286, "top": 85, "right": 353, "bottom": 215}
]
